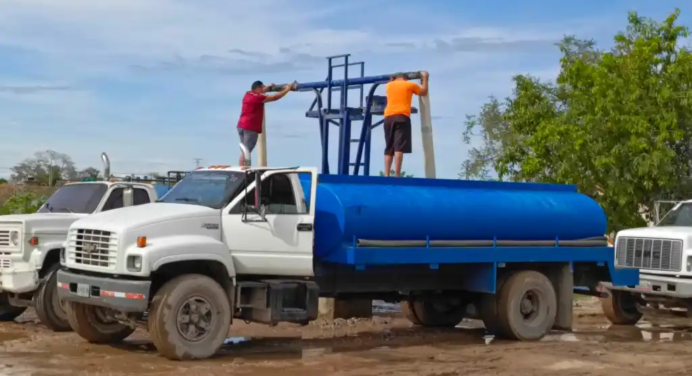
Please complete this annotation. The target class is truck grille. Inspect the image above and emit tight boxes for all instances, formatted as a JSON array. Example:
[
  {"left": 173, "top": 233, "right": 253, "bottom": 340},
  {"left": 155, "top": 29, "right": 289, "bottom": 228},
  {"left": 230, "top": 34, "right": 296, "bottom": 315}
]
[
  {"left": 68, "top": 229, "right": 118, "bottom": 269},
  {"left": 615, "top": 237, "right": 683, "bottom": 271},
  {"left": 0, "top": 230, "right": 9, "bottom": 246}
]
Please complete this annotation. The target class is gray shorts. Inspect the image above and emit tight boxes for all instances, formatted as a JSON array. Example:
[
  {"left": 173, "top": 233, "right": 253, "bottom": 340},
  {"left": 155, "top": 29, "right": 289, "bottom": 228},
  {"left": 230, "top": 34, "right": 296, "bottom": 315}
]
[{"left": 237, "top": 128, "right": 259, "bottom": 152}]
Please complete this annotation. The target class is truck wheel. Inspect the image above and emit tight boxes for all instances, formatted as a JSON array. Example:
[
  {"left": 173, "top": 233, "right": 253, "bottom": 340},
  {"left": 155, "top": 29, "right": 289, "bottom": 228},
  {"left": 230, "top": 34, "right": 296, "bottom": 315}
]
[
  {"left": 400, "top": 300, "right": 465, "bottom": 327},
  {"left": 148, "top": 274, "right": 231, "bottom": 360},
  {"left": 497, "top": 270, "right": 557, "bottom": 341},
  {"left": 0, "top": 293, "right": 26, "bottom": 321},
  {"left": 601, "top": 289, "right": 642, "bottom": 325},
  {"left": 35, "top": 263, "right": 71, "bottom": 332},
  {"left": 479, "top": 293, "right": 504, "bottom": 336},
  {"left": 65, "top": 302, "right": 134, "bottom": 343}
]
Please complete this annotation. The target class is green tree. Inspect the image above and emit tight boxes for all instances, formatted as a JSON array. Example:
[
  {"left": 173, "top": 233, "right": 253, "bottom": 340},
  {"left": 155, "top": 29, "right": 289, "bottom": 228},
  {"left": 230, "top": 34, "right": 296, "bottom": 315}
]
[
  {"left": 484, "top": 9, "right": 692, "bottom": 232},
  {"left": 11, "top": 150, "right": 78, "bottom": 186},
  {"left": 0, "top": 178, "right": 7, "bottom": 184},
  {"left": 79, "top": 167, "right": 101, "bottom": 180},
  {"left": 379, "top": 170, "right": 414, "bottom": 178},
  {"left": 0, "top": 191, "right": 48, "bottom": 215}
]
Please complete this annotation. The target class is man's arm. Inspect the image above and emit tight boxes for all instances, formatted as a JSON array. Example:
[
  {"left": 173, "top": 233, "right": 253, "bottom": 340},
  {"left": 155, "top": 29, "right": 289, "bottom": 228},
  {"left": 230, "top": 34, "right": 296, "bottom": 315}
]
[
  {"left": 262, "top": 84, "right": 275, "bottom": 93},
  {"left": 418, "top": 71, "right": 429, "bottom": 96},
  {"left": 264, "top": 82, "right": 295, "bottom": 103}
]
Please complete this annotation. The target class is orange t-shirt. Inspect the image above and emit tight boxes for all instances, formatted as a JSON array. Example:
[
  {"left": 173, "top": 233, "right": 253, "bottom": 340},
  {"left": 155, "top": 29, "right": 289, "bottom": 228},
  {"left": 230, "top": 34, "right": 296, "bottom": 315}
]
[{"left": 384, "top": 80, "right": 422, "bottom": 118}]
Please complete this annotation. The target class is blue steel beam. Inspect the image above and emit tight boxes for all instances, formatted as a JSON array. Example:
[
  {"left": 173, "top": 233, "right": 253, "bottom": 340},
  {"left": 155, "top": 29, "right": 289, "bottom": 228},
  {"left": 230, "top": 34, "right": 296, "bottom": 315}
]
[{"left": 266, "top": 71, "right": 423, "bottom": 92}]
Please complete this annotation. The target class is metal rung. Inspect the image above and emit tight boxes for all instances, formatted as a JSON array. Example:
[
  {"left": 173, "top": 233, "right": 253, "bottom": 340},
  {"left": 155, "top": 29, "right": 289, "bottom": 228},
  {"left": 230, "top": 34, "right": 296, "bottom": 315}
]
[
  {"left": 350, "top": 139, "right": 360, "bottom": 143},
  {"left": 349, "top": 163, "right": 363, "bottom": 167}
]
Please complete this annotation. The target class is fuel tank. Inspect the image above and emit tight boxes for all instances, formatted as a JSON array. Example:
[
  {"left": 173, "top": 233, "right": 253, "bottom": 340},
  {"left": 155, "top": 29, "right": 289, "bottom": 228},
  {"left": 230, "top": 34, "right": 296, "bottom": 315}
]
[{"left": 300, "top": 174, "right": 606, "bottom": 260}]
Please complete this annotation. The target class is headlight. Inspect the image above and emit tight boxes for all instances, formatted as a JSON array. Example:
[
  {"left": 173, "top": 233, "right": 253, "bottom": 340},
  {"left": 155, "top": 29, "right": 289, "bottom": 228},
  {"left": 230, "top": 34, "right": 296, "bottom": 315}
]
[{"left": 9, "top": 231, "right": 19, "bottom": 246}]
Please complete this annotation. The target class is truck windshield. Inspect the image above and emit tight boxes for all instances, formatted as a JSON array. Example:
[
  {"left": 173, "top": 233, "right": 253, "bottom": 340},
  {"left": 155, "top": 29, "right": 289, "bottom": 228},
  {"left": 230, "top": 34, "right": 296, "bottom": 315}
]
[
  {"left": 37, "top": 183, "right": 108, "bottom": 214},
  {"left": 157, "top": 170, "right": 245, "bottom": 209},
  {"left": 657, "top": 203, "right": 692, "bottom": 227}
]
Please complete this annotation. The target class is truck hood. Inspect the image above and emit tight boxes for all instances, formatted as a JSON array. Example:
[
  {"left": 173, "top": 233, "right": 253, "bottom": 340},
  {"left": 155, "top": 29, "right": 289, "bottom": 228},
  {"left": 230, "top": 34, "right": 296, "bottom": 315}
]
[
  {"left": 617, "top": 226, "right": 692, "bottom": 241},
  {"left": 72, "top": 203, "right": 218, "bottom": 233},
  {"left": 0, "top": 213, "right": 88, "bottom": 234}
]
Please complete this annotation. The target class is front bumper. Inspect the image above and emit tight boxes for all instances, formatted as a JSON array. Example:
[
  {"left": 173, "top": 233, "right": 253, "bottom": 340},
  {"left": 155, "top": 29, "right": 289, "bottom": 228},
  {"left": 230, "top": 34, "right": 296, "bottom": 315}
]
[
  {"left": 57, "top": 269, "right": 151, "bottom": 312},
  {"left": 0, "top": 260, "right": 39, "bottom": 294},
  {"left": 605, "top": 273, "right": 692, "bottom": 299}
]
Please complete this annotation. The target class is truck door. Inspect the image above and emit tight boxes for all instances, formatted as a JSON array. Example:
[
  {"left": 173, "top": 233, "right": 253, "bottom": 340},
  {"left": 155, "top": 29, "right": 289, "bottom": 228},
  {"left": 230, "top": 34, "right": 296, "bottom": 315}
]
[{"left": 222, "top": 168, "right": 317, "bottom": 277}]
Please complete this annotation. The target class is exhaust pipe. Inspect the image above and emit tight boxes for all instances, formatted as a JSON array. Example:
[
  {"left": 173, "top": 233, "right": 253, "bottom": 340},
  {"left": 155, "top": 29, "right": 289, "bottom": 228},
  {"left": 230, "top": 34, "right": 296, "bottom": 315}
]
[
  {"left": 101, "top": 152, "right": 111, "bottom": 179},
  {"left": 239, "top": 143, "right": 251, "bottom": 167}
]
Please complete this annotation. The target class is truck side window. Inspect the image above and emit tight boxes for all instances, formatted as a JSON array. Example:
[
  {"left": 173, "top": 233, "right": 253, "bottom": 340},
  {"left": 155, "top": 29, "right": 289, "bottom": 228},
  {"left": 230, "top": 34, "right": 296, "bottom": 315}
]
[
  {"left": 230, "top": 173, "right": 307, "bottom": 214},
  {"left": 102, "top": 187, "right": 151, "bottom": 211},
  {"left": 133, "top": 188, "right": 151, "bottom": 205},
  {"left": 101, "top": 188, "right": 124, "bottom": 211}
]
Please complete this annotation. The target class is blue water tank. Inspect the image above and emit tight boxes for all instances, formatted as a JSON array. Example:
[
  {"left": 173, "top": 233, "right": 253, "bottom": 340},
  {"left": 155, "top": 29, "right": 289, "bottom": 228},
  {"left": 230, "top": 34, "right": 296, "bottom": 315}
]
[{"left": 308, "top": 175, "right": 606, "bottom": 260}]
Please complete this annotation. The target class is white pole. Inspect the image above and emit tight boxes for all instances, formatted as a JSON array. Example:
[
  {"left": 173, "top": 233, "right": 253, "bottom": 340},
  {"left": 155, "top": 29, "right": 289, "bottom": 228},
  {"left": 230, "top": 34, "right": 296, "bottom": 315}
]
[
  {"left": 418, "top": 94, "right": 436, "bottom": 178},
  {"left": 258, "top": 107, "right": 268, "bottom": 167}
]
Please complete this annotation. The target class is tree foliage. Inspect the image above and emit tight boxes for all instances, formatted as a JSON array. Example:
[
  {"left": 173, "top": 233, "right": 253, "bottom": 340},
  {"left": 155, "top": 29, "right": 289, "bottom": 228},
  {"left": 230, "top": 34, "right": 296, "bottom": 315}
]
[
  {"left": 465, "top": 9, "right": 692, "bottom": 232},
  {"left": 0, "top": 179, "right": 7, "bottom": 185},
  {"left": 0, "top": 191, "right": 48, "bottom": 215},
  {"left": 11, "top": 150, "right": 78, "bottom": 186},
  {"left": 79, "top": 167, "right": 101, "bottom": 180}
]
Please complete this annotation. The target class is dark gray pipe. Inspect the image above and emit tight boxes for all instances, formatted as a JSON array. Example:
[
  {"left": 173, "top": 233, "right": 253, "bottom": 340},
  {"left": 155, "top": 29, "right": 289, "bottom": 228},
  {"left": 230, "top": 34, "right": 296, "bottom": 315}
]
[{"left": 357, "top": 237, "right": 608, "bottom": 248}]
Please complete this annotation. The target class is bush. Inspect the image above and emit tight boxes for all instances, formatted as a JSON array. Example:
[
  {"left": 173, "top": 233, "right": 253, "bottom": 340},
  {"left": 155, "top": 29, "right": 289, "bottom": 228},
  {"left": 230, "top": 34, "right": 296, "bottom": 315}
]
[{"left": 0, "top": 189, "right": 50, "bottom": 215}]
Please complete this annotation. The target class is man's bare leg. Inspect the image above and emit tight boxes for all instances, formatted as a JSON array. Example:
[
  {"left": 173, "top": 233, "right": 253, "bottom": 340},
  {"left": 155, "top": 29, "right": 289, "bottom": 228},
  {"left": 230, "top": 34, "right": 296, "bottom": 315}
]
[
  {"left": 384, "top": 154, "right": 393, "bottom": 177},
  {"left": 394, "top": 152, "right": 404, "bottom": 177}
]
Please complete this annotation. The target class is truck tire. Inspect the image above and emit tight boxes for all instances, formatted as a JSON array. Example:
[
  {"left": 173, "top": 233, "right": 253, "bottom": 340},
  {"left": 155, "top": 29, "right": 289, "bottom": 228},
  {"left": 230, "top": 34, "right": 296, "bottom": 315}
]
[
  {"left": 400, "top": 300, "right": 465, "bottom": 327},
  {"left": 0, "top": 293, "right": 26, "bottom": 321},
  {"left": 601, "top": 289, "right": 642, "bottom": 325},
  {"left": 148, "top": 274, "right": 231, "bottom": 360},
  {"left": 34, "top": 263, "right": 71, "bottom": 332},
  {"left": 496, "top": 270, "right": 557, "bottom": 341},
  {"left": 65, "top": 301, "right": 134, "bottom": 343}
]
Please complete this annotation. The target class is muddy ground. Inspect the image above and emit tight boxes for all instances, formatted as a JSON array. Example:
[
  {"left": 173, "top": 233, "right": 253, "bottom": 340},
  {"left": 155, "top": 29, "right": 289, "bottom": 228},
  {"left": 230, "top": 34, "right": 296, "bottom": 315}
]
[{"left": 0, "top": 299, "right": 691, "bottom": 376}]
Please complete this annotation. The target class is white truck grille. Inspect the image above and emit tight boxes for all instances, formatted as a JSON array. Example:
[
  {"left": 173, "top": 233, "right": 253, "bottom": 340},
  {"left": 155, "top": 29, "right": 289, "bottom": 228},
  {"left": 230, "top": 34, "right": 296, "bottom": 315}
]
[
  {"left": 68, "top": 229, "right": 118, "bottom": 269},
  {"left": 616, "top": 237, "right": 683, "bottom": 272},
  {"left": 0, "top": 230, "right": 9, "bottom": 247}
]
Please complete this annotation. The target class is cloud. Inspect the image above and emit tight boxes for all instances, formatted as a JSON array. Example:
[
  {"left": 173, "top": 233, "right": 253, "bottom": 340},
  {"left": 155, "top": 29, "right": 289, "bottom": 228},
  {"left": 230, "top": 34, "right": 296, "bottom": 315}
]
[
  {"left": 0, "top": 85, "right": 75, "bottom": 94},
  {"left": 130, "top": 48, "right": 324, "bottom": 76}
]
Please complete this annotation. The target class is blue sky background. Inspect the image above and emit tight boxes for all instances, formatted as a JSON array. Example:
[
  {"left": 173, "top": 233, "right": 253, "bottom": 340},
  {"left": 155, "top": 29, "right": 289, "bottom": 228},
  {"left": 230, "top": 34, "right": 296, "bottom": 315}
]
[{"left": 0, "top": 0, "right": 689, "bottom": 179}]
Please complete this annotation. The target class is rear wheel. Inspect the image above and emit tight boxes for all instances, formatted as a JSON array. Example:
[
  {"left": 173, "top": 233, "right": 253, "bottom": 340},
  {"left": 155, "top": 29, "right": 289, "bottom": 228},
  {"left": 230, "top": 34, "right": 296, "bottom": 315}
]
[
  {"left": 65, "top": 302, "right": 134, "bottom": 343},
  {"left": 148, "top": 274, "right": 231, "bottom": 360},
  {"left": 35, "top": 263, "right": 71, "bottom": 332},
  {"left": 496, "top": 270, "right": 557, "bottom": 341},
  {"left": 0, "top": 293, "right": 26, "bottom": 322},
  {"left": 601, "top": 288, "right": 642, "bottom": 325},
  {"left": 401, "top": 299, "right": 465, "bottom": 327}
]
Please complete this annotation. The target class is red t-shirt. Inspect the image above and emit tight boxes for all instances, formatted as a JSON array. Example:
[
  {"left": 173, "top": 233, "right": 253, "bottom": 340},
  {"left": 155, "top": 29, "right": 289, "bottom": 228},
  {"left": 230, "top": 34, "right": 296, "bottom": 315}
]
[{"left": 237, "top": 92, "right": 266, "bottom": 133}]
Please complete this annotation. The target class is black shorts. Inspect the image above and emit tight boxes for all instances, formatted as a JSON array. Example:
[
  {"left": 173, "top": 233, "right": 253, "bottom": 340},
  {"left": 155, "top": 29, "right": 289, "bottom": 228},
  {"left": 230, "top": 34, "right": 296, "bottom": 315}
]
[{"left": 384, "top": 115, "right": 412, "bottom": 155}]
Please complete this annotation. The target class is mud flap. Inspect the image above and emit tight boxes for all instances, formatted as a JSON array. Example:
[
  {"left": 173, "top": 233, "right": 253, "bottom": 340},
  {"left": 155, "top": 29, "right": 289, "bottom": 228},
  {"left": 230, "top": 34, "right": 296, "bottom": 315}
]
[{"left": 548, "top": 263, "right": 573, "bottom": 331}]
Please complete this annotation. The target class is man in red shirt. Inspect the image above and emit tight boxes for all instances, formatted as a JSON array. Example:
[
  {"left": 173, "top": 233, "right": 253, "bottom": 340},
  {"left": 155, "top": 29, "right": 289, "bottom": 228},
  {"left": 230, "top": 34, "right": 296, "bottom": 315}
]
[{"left": 237, "top": 80, "right": 293, "bottom": 166}]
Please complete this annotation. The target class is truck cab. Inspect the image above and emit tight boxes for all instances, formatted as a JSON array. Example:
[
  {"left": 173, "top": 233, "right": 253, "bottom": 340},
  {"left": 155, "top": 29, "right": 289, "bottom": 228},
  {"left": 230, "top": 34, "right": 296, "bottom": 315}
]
[
  {"left": 0, "top": 153, "right": 165, "bottom": 331},
  {"left": 601, "top": 200, "right": 692, "bottom": 325}
]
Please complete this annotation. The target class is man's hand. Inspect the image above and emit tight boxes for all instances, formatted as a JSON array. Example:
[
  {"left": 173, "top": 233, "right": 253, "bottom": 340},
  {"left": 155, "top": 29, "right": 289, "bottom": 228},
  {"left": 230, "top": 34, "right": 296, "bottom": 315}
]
[
  {"left": 421, "top": 71, "right": 429, "bottom": 79},
  {"left": 283, "top": 81, "right": 297, "bottom": 92}
]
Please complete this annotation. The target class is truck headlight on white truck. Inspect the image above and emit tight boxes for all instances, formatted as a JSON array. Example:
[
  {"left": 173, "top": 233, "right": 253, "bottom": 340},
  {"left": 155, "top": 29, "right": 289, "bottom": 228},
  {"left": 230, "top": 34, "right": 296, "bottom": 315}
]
[{"left": 9, "top": 231, "right": 19, "bottom": 246}]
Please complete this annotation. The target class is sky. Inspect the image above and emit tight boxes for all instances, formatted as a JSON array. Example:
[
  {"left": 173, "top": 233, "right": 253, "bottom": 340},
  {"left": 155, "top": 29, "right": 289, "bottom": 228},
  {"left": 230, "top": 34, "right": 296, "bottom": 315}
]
[{"left": 0, "top": 0, "right": 689, "bottom": 180}]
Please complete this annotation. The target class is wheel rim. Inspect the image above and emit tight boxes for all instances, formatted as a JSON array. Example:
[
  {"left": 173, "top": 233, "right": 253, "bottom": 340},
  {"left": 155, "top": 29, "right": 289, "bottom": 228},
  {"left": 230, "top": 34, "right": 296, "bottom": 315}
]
[
  {"left": 176, "top": 296, "right": 213, "bottom": 342},
  {"left": 519, "top": 290, "right": 541, "bottom": 322}
]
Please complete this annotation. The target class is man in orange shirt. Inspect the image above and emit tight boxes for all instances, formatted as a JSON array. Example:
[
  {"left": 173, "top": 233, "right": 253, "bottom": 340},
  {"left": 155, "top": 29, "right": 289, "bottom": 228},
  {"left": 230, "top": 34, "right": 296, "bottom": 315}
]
[{"left": 383, "top": 71, "right": 429, "bottom": 177}]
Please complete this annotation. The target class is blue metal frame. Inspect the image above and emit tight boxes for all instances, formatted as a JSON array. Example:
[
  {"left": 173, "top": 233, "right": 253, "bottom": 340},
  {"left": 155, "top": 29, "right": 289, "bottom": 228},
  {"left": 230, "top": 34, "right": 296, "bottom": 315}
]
[
  {"left": 271, "top": 54, "right": 422, "bottom": 176},
  {"left": 318, "top": 246, "right": 638, "bottom": 288}
]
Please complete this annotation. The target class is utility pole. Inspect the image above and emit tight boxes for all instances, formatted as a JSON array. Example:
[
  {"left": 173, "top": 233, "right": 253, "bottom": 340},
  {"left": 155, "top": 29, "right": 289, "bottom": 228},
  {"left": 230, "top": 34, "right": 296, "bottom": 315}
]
[{"left": 192, "top": 158, "right": 203, "bottom": 168}]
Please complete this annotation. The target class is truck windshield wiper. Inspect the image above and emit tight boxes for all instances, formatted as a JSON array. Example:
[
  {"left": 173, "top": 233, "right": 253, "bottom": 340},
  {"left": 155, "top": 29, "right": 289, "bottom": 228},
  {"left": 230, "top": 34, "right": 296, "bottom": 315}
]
[{"left": 175, "top": 198, "right": 199, "bottom": 202}]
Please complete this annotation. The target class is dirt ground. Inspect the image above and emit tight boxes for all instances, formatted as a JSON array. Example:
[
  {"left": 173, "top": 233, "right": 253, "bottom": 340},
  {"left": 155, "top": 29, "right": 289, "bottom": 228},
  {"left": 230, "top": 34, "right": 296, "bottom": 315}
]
[{"left": 1, "top": 299, "right": 691, "bottom": 376}]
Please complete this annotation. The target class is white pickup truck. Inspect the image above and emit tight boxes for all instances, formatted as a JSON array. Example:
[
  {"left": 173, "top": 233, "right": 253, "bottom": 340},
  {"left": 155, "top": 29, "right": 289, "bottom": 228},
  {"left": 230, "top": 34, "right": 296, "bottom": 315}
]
[
  {"left": 0, "top": 153, "right": 163, "bottom": 331},
  {"left": 601, "top": 200, "right": 692, "bottom": 325}
]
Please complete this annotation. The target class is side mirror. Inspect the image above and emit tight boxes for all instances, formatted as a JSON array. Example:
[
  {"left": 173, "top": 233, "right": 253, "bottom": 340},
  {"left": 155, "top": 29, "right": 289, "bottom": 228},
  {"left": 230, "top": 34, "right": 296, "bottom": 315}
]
[
  {"left": 241, "top": 171, "right": 266, "bottom": 222},
  {"left": 123, "top": 186, "right": 134, "bottom": 207}
]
